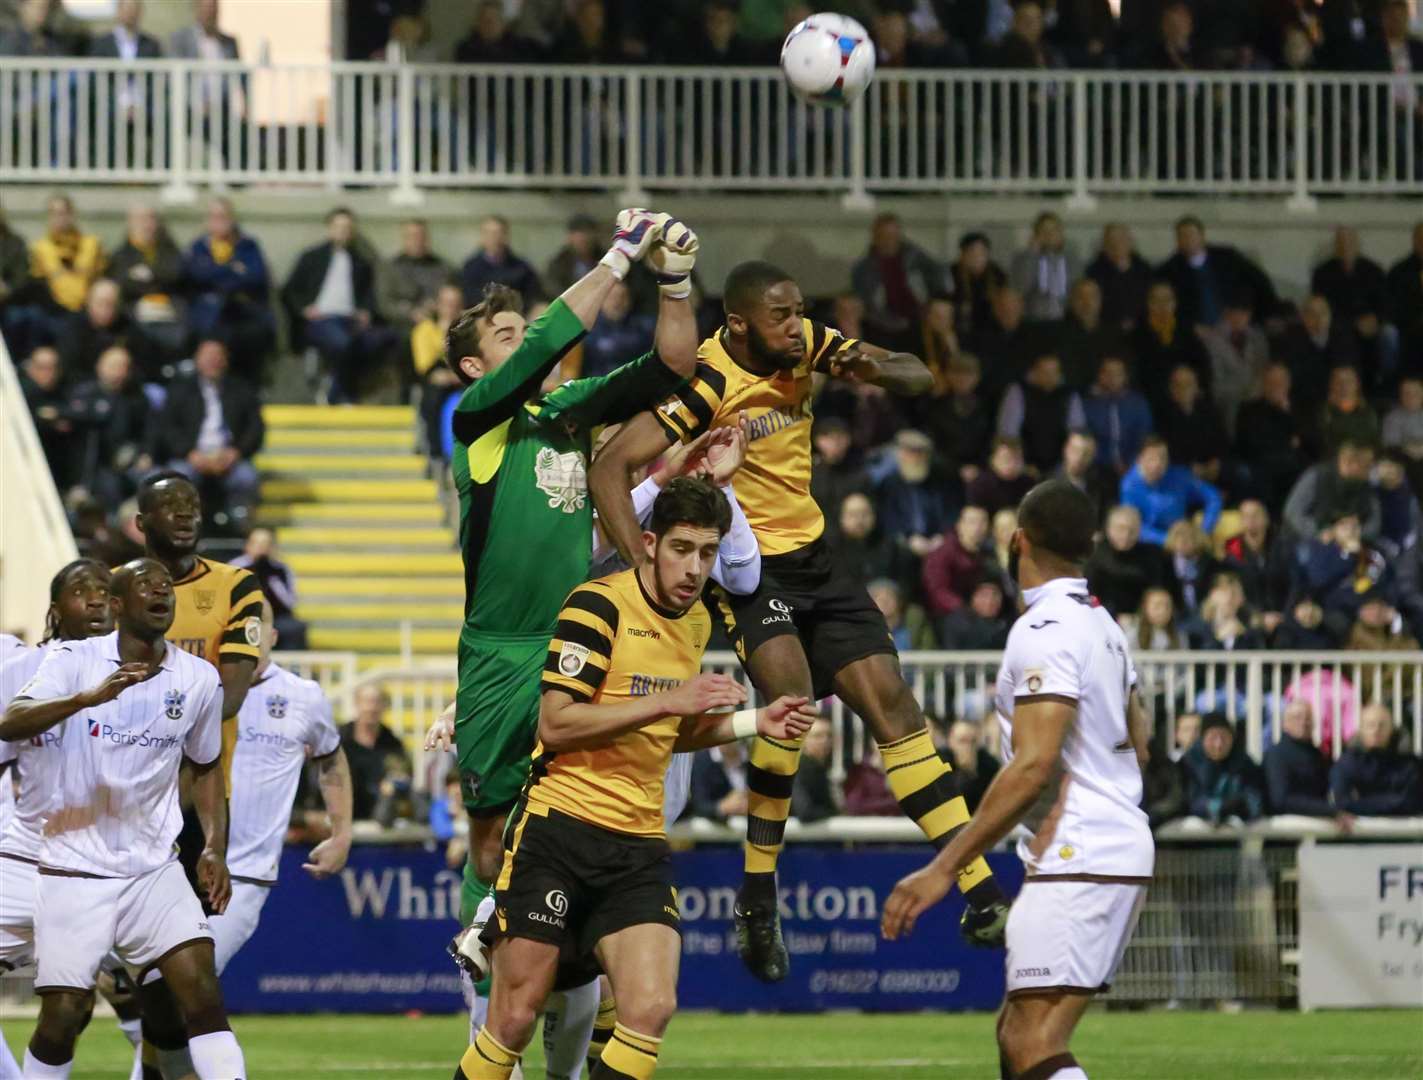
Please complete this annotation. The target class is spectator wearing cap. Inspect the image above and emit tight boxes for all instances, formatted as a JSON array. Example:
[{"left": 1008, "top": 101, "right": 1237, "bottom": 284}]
[
  {"left": 1235, "top": 363, "right": 1310, "bottom": 516},
  {"left": 1086, "top": 504, "right": 1176, "bottom": 617},
  {"left": 1264, "top": 701, "right": 1340, "bottom": 819},
  {"left": 1283, "top": 439, "right": 1380, "bottom": 542},
  {"left": 913, "top": 352, "right": 995, "bottom": 489},
  {"left": 1330, "top": 705, "right": 1423, "bottom": 817},
  {"left": 948, "top": 232, "right": 1007, "bottom": 344},
  {"left": 922, "top": 504, "right": 990, "bottom": 622},
  {"left": 1052, "top": 278, "right": 1125, "bottom": 390},
  {"left": 1311, "top": 227, "right": 1396, "bottom": 391},
  {"left": 1120, "top": 436, "right": 1222, "bottom": 547},
  {"left": 1182, "top": 714, "right": 1267, "bottom": 825},
  {"left": 1157, "top": 215, "right": 1279, "bottom": 331},
  {"left": 873, "top": 429, "right": 954, "bottom": 562},
  {"left": 1198, "top": 290, "right": 1269, "bottom": 439},
  {"left": 967, "top": 436, "right": 1035, "bottom": 515},
  {"left": 1053, "top": 430, "right": 1114, "bottom": 525},
  {"left": 1009, "top": 211, "right": 1081, "bottom": 323},
  {"left": 937, "top": 578, "right": 1010, "bottom": 649},
  {"left": 1317, "top": 365, "right": 1380, "bottom": 457},
  {"left": 1156, "top": 364, "right": 1229, "bottom": 487},
  {"left": 1086, "top": 223, "right": 1153, "bottom": 332},
  {"left": 851, "top": 212, "right": 947, "bottom": 353},
  {"left": 382, "top": 219, "right": 452, "bottom": 335},
  {"left": 460, "top": 215, "right": 544, "bottom": 309},
  {"left": 1129, "top": 280, "right": 1213, "bottom": 415},
  {"left": 1278, "top": 296, "right": 1362, "bottom": 413},
  {"left": 1082, "top": 355, "right": 1154, "bottom": 477},
  {"left": 811, "top": 416, "right": 865, "bottom": 524},
  {"left": 995, "top": 353, "right": 1086, "bottom": 474}
]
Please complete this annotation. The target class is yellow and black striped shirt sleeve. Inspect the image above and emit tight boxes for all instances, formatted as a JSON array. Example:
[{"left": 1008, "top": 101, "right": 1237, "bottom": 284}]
[
  {"left": 542, "top": 586, "right": 621, "bottom": 703},
  {"left": 652, "top": 360, "right": 728, "bottom": 445},
  {"left": 219, "top": 569, "right": 263, "bottom": 665},
  {"left": 807, "top": 319, "right": 858, "bottom": 374}
]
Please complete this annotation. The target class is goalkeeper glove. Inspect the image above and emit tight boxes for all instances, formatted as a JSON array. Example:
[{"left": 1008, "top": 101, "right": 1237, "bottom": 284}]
[
  {"left": 649, "top": 216, "right": 699, "bottom": 300},
  {"left": 599, "top": 207, "right": 664, "bottom": 281}
]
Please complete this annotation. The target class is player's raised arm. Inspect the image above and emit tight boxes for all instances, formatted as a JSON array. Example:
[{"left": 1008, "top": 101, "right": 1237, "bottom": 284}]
[
  {"left": 820, "top": 338, "right": 933, "bottom": 396},
  {"left": 590, "top": 411, "right": 679, "bottom": 566}
]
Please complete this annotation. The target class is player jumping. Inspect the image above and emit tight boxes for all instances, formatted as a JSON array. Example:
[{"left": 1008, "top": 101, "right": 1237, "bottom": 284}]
[
  {"left": 590, "top": 260, "right": 1009, "bottom": 982},
  {"left": 1, "top": 559, "right": 245, "bottom": 1080},
  {"left": 454, "top": 477, "right": 817, "bottom": 1080},
  {"left": 882, "top": 479, "right": 1155, "bottom": 1080},
  {"left": 444, "top": 209, "right": 701, "bottom": 1049}
]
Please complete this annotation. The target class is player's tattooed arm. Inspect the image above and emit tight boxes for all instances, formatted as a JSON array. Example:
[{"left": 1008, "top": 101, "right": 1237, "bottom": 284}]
[
  {"left": 217, "top": 656, "right": 258, "bottom": 720},
  {"left": 1126, "top": 688, "right": 1151, "bottom": 774},
  {"left": 589, "top": 411, "right": 677, "bottom": 567},
  {"left": 0, "top": 662, "right": 155, "bottom": 741},
  {"left": 823, "top": 340, "right": 933, "bottom": 396},
  {"left": 189, "top": 753, "right": 232, "bottom": 914},
  {"left": 303, "top": 748, "right": 354, "bottom": 879}
]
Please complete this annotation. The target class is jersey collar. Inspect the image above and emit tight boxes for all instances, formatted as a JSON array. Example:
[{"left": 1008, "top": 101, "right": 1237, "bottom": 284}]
[
  {"left": 634, "top": 566, "right": 689, "bottom": 621},
  {"left": 101, "top": 630, "right": 178, "bottom": 670},
  {"left": 1021, "top": 576, "right": 1090, "bottom": 610}
]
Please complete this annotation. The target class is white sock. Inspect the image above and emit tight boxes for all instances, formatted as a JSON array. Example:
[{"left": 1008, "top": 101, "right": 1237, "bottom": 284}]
[
  {"left": 118, "top": 1019, "right": 143, "bottom": 1049},
  {"left": 1049, "top": 1067, "right": 1088, "bottom": 1078},
  {"left": 20, "top": 1049, "right": 70, "bottom": 1079},
  {"left": 126, "top": 1044, "right": 143, "bottom": 1080},
  {"left": 186, "top": 1031, "right": 245, "bottom": 1080},
  {"left": 158, "top": 1046, "right": 196, "bottom": 1080},
  {"left": 0, "top": 1024, "right": 21, "bottom": 1080},
  {"left": 542, "top": 978, "right": 599, "bottom": 1080}
]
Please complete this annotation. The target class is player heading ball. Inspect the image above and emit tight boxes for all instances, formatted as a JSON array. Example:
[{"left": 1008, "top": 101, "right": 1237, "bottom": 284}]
[{"left": 455, "top": 477, "right": 818, "bottom": 1080}]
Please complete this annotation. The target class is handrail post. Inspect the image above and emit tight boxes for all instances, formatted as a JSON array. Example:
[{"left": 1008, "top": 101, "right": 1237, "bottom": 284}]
[
  {"left": 1065, "top": 73, "right": 1097, "bottom": 213},
  {"left": 160, "top": 60, "right": 196, "bottom": 204},
  {"left": 619, "top": 69, "right": 648, "bottom": 206},
  {"left": 841, "top": 92, "right": 873, "bottom": 211},
  {"left": 390, "top": 62, "right": 422, "bottom": 205},
  {"left": 1285, "top": 72, "right": 1318, "bottom": 214},
  {"left": 1245, "top": 657, "right": 1264, "bottom": 760}
]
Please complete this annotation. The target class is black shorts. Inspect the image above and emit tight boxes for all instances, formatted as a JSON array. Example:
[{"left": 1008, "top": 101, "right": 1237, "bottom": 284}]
[
  {"left": 485, "top": 803, "right": 679, "bottom": 965},
  {"left": 714, "top": 536, "right": 895, "bottom": 699}
]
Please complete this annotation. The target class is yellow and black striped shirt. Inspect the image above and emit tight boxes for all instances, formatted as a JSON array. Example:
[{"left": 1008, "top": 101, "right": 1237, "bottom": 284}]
[
  {"left": 535, "top": 569, "right": 711, "bottom": 837},
  {"left": 652, "top": 319, "right": 857, "bottom": 556}
]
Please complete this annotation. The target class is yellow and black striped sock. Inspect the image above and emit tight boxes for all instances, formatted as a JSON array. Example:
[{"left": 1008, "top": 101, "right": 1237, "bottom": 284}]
[
  {"left": 880, "top": 729, "right": 1004, "bottom": 908},
  {"left": 585, "top": 986, "right": 618, "bottom": 1074},
  {"left": 590, "top": 1022, "right": 661, "bottom": 1079},
  {"left": 742, "top": 733, "right": 804, "bottom": 898},
  {"left": 455, "top": 1028, "right": 520, "bottom": 1080}
]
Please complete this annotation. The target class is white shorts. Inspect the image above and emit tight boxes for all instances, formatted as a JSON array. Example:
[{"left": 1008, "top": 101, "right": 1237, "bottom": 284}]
[
  {"left": 34, "top": 860, "right": 213, "bottom": 992},
  {"left": 1005, "top": 878, "right": 1147, "bottom": 997},
  {"left": 209, "top": 880, "right": 271, "bottom": 975},
  {"left": 0, "top": 856, "right": 37, "bottom": 970}
]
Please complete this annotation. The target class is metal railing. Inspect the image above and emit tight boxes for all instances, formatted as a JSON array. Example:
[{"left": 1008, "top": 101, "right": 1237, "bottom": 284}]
[
  {"left": 300, "top": 649, "right": 1423, "bottom": 795},
  {"left": 2, "top": 59, "right": 1420, "bottom": 203}
]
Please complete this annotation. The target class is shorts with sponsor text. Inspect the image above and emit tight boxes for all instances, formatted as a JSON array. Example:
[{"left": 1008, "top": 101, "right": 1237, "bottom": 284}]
[
  {"left": 713, "top": 536, "right": 894, "bottom": 699},
  {"left": 35, "top": 860, "right": 214, "bottom": 992},
  {"left": 456, "top": 630, "right": 547, "bottom": 816},
  {"left": 1005, "top": 876, "right": 1148, "bottom": 997},
  {"left": 484, "top": 802, "right": 679, "bottom": 962},
  {"left": 0, "top": 855, "right": 37, "bottom": 971}
]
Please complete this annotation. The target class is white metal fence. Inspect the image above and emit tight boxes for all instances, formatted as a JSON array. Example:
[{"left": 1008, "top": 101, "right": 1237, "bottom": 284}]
[
  {"left": 2, "top": 60, "right": 1420, "bottom": 203},
  {"left": 276, "top": 649, "right": 1423, "bottom": 795}
]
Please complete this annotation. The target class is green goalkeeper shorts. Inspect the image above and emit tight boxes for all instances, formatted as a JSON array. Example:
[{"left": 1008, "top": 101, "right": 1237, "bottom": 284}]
[{"left": 455, "top": 629, "right": 548, "bottom": 817}]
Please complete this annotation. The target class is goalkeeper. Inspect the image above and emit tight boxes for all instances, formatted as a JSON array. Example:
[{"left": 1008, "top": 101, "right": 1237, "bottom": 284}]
[{"left": 444, "top": 208, "right": 700, "bottom": 1049}]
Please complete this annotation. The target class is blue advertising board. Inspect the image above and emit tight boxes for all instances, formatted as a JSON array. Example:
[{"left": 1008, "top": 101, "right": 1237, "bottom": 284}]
[{"left": 221, "top": 843, "right": 1023, "bottom": 1014}]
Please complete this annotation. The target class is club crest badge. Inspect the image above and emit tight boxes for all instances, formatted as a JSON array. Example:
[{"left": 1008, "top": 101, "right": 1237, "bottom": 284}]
[
  {"left": 534, "top": 447, "right": 587, "bottom": 514},
  {"left": 163, "top": 689, "right": 186, "bottom": 721}
]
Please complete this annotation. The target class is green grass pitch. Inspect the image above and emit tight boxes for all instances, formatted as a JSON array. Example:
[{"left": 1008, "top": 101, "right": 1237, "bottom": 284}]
[{"left": 6, "top": 1008, "right": 1422, "bottom": 1078}]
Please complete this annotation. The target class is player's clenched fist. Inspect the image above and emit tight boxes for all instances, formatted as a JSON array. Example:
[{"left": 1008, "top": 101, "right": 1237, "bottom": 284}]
[
  {"left": 648, "top": 214, "right": 699, "bottom": 299},
  {"left": 757, "top": 695, "right": 818, "bottom": 741},
  {"left": 661, "top": 672, "right": 747, "bottom": 716},
  {"left": 79, "top": 662, "right": 157, "bottom": 707},
  {"left": 599, "top": 207, "right": 666, "bottom": 281}
]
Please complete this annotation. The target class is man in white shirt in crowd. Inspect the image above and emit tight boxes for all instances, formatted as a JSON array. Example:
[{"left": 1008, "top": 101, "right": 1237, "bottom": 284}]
[
  {"left": 883, "top": 479, "right": 1153, "bottom": 1080},
  {"left": 0, "top": 560, "right": 245, "bottom": 1080},
  {"left": 0, "top": 560, "right": 117, "bottom": 1079},
  {"left": 212, "top": 596, "right": 352, "bottom": 974}
]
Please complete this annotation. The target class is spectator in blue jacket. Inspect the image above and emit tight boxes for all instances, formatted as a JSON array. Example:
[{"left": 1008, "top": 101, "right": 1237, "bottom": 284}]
[
  {"left": 183, "top": 196, "right": 276, "bottom": 382},
  {"left": 1182, "top": 713, "right": 1267, "bottom": 824},
  {"left": 459, "top": 215, "right": 544, "bottom": 308},
  {"left": 578, "top": 280, "right": 654, "bottom": 379},
  {"left": 1329, "top": 704, "right": 1423, "bottom": 817},
  {"left": 1119, "top": 436, "right": 1222, "bottom": 546},
  {"left": 1263, "top": 701, "right": 1339, "bottom": 819},
  {"left": 1082, "top": 355, "right": 1153, "bottom": 476}
]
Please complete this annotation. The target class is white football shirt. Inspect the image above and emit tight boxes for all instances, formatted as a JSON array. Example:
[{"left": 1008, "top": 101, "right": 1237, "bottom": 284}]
[
  {"left": 1, "top": 643, "right": 70, "bottom": 862},
  {"left": 994, "top": 576, "right": 1154, "bottom": 878},
  {"left": 16, "top": 632, "right": 222, "bottom": 878},
  {"left": 227, "top": 663, "right": 340, "bottom": 882}
]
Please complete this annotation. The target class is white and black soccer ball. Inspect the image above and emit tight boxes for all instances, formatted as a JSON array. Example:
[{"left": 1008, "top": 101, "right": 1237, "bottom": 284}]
[{"left": 779, "top": 12, "right": 876, "bottom": 108}]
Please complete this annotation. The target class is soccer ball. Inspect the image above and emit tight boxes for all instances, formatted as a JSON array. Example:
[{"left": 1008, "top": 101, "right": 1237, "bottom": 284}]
[{"left": 780, "top": 13, "right": 876, "bottom": 108}]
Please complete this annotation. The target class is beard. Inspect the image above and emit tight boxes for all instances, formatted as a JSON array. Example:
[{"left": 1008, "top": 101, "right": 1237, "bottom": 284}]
[{"left": 746, "top": 321, "right": 801, "bottom": 371}]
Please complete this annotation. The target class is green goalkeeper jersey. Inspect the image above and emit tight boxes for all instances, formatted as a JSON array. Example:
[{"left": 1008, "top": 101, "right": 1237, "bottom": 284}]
[{"left": 451, "top": 298, "right": 684, "bottom": 642}]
